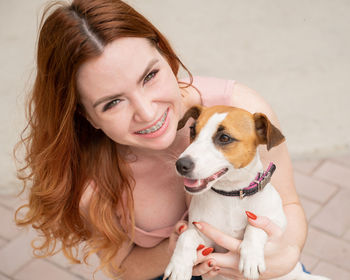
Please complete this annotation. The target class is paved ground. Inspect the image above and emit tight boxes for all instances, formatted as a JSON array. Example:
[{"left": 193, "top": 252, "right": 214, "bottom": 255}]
[{"left": 1, "top": 154, "right": 350, "bottom": 279}]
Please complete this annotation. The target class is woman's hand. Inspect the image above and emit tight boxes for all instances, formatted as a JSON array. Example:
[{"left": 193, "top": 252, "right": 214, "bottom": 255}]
[
  {"left": 192, "top": 213, "right": 301, "bottom": 279},
  {"left": 168, "top": 220, "right": 221, "bottom": 278}
]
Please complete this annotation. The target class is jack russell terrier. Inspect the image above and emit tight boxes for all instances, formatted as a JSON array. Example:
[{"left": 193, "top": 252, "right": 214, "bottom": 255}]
[{"left": 164, "top": 105, "right": 329, "bottom": 280}]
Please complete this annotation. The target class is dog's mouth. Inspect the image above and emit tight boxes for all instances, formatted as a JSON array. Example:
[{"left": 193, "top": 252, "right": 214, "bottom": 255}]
[{"left": 183, "top": 168, "right": 229, "bottom": 193}]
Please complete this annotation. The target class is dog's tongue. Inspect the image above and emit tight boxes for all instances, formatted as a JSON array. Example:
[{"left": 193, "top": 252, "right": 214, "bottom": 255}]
[{"left": 183, "top": 178, "right": 206, "bottom": 188}]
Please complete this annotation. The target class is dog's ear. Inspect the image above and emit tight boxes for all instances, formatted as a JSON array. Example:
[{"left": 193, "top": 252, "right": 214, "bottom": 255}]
[
  {"left": 253, "top": 113, "right": 285, "bottom": 150},
  {"left": 177, "top": 105, "right": 203, "bottom": 130}
]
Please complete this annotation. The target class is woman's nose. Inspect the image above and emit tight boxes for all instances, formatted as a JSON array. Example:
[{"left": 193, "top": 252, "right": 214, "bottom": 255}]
[{"left": 132, "top": 94, "right": 156, "bottom": 123}]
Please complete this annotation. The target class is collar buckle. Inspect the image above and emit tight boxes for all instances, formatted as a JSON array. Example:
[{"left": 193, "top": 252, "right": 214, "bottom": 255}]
[
  {"left": 239, "top": 189, "right": 245, "bottom": 199},
  {"left": 259, "top": 171, "right": 271, "bottom": 191}
]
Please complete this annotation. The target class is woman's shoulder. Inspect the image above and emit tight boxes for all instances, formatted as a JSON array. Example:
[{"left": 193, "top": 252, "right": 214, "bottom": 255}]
[
  {"left": 180, "top": 75, "right": 235, "bottom": 107},
  {"left": 180, "top": 75, "right": 279, "bottom": 125},
  {"left": 191, "top": 75, "right": 234, "bottom": 94},
  {"left": 231, "top": 82, "right": 280, "bottom": 126}
]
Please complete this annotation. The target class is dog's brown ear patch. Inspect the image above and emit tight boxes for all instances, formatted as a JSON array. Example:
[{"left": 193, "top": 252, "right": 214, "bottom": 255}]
[
  {"left": 177, "top": 105, "right": 203, "bottom": 130},
  {"left": 253, "top": 113, "right": 285, "bottom": 150}
]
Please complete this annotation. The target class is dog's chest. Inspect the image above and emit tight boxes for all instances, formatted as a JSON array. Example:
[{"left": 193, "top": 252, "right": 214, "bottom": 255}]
[{"left": 189, "top": 191, "right": 248, "bottom": 239}]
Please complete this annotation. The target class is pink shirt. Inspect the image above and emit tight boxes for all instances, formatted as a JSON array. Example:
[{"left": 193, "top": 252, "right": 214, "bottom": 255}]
[{"left": 131, "top": 76, "right": 235, "bottom": 248}]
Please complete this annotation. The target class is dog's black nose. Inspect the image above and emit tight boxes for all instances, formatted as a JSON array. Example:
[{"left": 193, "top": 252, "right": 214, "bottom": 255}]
[{"left": 176, "top": 156, "right": 195, "bottom": 175}]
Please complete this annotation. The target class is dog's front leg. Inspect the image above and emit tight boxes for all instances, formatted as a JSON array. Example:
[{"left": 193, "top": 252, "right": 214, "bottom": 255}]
[
  {"left": 239, "top": 225, "right": 268, "bottom": 280},
  {"left": 164, "top": 228, "right": 204, "bottom": 280}
]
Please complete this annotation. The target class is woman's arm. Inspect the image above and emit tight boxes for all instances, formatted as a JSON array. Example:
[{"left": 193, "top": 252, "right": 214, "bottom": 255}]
[
  {"left": 232, "top": 82, "right": 307, "bottom": 247},
  {"left": 258, "top": 142, "right": 308, "bottom": 277},
  {"left": 256, "top": 94, "right": 308, "bottom": 252},
  {"left": 260, "top": 140, "right": 308, "bottom": 252}
]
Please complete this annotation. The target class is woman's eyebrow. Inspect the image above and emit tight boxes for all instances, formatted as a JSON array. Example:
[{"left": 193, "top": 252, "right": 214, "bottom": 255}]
[
  {"left": 93, "top": 93, "right": 123, "bottom": 108},
  {"left": 137, "top": 58, "right": 159, "bottom": 84},
  {"left": 92, "top": 58, "right": 159, "bottom": 109}
]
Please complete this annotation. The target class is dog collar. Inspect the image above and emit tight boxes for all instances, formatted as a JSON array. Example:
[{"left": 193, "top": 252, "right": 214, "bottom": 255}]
[{"left": 211, "top": 162, "right": 276, "bottom": 199}]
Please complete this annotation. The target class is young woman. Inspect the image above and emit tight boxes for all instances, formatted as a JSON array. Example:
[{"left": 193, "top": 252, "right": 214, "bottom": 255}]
[{"left": 16, "top": 0, "right": 307, "bottom": 279}]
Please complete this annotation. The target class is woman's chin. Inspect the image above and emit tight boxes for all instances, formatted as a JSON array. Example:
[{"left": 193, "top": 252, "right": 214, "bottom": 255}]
[{"left": 142, "top": 128, "right": 177, "bottom": 151}]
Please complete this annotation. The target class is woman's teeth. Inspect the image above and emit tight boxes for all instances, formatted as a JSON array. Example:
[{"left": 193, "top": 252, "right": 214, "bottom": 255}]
[{"left": 136, "top": 110, "right": 168, "bottom": 134}]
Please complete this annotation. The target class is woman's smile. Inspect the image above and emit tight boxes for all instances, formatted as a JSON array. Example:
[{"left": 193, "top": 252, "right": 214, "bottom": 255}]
[{"left": 135, "top": 107, "right": 170, "bottom": 138}]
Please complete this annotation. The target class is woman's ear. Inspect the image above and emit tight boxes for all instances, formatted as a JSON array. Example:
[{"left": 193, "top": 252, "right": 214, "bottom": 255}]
[
  {"left": 253, "top": 113, "right": 285, "bottom": 150},
  {"left": 177, "top": 105, "right": 203, "bottom": 130}
]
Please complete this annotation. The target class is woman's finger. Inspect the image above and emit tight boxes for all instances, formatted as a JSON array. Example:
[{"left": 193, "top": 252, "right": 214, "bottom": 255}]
[
  {"left": 193, "top": 221, "right": 241, "bottom": 252},
  {"left": 194, "top": 245, "right": 214, "bottom": 265},
  {"left": 192, "top": 258, "right": 216, "bottom": 276},
  {"left": 209, "top": 252, "right": 240, "bottom": 269},
  {"left": 246, "top": 212, "right": 283, "bottom": 239},
  {"left": 201, "top": 266, "right": 221, "bottom": 278},
  {"left": 175, "top": 220, "right": 188, "bottom": 234}
]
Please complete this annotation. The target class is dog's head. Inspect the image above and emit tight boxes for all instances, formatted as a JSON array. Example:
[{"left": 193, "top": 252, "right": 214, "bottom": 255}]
[{"left": 176, "top": 105, "right": 285, "bottom": 194}]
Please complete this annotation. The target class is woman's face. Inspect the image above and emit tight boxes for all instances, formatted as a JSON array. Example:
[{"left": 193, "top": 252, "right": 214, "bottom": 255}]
[{"left": 77, "top": 37, "right": 184, "bottom": 151}]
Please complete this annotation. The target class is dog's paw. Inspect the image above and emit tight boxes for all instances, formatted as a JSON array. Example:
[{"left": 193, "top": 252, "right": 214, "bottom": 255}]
[
  {"left": 163, "top": 257, "right": 193, "bottom": 280},
  {"left": 239, "top": 242, "right": 266, "bottom": 279}
]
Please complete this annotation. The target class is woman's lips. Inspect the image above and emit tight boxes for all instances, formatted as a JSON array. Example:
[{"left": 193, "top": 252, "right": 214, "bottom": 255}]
[{"left": 134, "top": 108, "right": 170, "bottom": 138}]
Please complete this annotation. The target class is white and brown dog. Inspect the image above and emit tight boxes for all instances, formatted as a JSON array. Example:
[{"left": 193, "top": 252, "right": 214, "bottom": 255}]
[{"left": 164, "top": 105, "right": 329, "bottom": 280}]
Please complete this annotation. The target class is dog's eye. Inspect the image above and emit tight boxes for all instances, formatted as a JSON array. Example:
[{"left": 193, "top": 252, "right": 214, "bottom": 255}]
[
  {"left": 215, "top": 133, "right": 236, "bottom": 145},
  {"left": 189, "top": 125, "right": 196, "bottom": 139},
  {"left": 219, "top": 134, "right": 231, "bottom": 143}
]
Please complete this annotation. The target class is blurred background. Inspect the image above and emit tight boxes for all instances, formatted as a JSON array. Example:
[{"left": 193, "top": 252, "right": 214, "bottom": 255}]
[{"left": 0, "top": 1, "right": 349, "bottom": 279}]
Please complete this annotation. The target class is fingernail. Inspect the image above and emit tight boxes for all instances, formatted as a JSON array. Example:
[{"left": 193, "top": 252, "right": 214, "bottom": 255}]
[
  {"left": 246, "top": 211, "right": 257, "bottom": 220},
  {"left": 202, "top": 247, "right": 214, "bottom": 256},
  {"left": 178, "top": 225, "right": 185, "bottom": 233},
  {"left": 192, "top": 221, "right": 202, "bottom": 229},
  {"left": 208, "top": 260, "right": 214, "bottom": 267},
  {"left": 214, "top": 267, "right": 220, "bottom": 271},
  {"left": 196, "top": 244, "right": 205, "bottom": 251}
]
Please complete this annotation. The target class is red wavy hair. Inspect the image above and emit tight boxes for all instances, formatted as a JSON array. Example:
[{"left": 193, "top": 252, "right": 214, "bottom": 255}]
[{"left": 15, "top": 0, "right": 192, "bottom": 277}]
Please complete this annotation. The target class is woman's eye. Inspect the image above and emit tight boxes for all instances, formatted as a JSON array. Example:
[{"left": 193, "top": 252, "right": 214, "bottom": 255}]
[
  {"left": 102, "top": 99, "right": 120, "bottom": 112},
  {"left": 143, "top": 69, "right": 159, "bottom": 84}
]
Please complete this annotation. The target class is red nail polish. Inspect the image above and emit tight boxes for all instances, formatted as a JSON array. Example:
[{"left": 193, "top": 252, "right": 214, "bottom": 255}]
[
  {"left": 246, "top": 211, "right": 257, "bottom": 220},
  {"left": 208, "top": 260, "right": 214, "bottom": 267},
  {"left": 202, "top": 247, "right": 214, "bottom": 256},
  {"left": 192, "top": 221, "right": 202, "bottom": 229},
  {"left": 178, "top": 225, "right": 185, "bottom": 233},
  {"left": 196, "top": 244, "right": 205, "bottom": 251}
]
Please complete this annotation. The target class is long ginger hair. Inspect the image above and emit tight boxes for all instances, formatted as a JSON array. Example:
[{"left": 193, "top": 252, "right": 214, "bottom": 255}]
[{"left": 15, "top": 0, "right": 192, "bottom": 277}]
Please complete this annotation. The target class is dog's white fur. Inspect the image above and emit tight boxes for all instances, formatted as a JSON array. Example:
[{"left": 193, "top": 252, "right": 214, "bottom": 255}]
[{"left": 164, "top": 112, "right": 329, "bottom": 280}]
